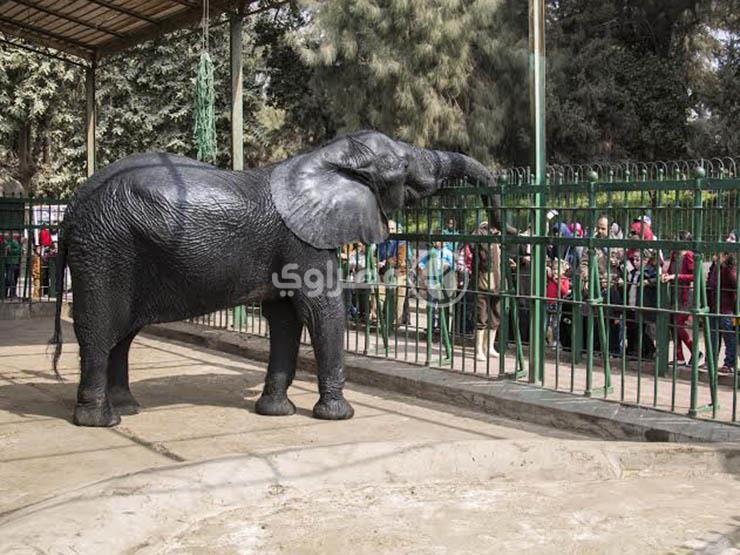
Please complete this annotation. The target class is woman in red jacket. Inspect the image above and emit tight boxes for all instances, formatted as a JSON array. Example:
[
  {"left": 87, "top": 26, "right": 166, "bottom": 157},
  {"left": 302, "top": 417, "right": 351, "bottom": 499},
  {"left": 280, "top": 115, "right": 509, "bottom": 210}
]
[{"left": 662, "top": 231, "right": 702, "bottom": 366}]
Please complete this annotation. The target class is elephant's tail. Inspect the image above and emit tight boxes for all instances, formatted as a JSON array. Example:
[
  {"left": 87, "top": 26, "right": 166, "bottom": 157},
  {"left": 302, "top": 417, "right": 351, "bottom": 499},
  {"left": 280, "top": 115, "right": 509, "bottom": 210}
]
[{"left": 49, "top": 236, "right": 67, "bottom": 381}]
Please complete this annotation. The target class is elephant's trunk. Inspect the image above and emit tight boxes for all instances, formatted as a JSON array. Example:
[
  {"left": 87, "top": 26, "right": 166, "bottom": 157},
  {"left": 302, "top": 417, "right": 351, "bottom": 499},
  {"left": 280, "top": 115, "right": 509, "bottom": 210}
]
[
  {"left": 431, "top": 150, "right": 495, "bottom": 187},
  {"left": 424, "top": 149, "right": 517, "bottom": 235}
]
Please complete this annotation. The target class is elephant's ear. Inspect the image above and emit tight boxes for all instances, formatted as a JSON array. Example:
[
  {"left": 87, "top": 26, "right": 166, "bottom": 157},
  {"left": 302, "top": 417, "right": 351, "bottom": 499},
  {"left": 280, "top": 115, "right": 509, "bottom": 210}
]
[{"left": 270, "top": 140, "right": 389, "bottom": 250}]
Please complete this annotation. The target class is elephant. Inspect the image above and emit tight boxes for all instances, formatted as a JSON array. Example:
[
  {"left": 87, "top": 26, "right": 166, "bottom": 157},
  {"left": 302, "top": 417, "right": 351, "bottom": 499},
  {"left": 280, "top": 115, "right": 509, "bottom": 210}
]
[{"left": 50, "top": 130, "right": 509, "bottom": 427}]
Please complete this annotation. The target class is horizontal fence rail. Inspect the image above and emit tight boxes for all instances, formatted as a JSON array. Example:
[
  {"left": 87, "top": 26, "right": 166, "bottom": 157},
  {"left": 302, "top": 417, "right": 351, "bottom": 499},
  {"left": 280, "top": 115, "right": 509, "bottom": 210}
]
[{"left": 3, "top": 158, "right": 738, "bottom": 425}]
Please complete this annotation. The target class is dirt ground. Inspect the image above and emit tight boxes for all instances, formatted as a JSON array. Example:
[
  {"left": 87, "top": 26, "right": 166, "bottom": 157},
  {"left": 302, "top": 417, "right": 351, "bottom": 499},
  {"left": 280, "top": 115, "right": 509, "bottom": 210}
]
[{"left": 0, "top": 318, "right": 738, "bottom": 554}]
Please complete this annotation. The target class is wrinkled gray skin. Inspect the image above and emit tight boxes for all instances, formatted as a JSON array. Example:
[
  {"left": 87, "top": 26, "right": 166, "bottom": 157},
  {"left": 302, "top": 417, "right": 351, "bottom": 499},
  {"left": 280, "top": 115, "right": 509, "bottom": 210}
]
[{"left": 51, "top": 130, "right": 508, "bottom": 427}]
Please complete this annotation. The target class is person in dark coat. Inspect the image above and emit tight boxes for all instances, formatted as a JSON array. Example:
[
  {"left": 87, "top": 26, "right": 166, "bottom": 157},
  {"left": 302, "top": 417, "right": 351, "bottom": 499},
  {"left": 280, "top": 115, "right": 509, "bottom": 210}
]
[{"left": 707, "top": 232, "right": 737, "bottom": 373}]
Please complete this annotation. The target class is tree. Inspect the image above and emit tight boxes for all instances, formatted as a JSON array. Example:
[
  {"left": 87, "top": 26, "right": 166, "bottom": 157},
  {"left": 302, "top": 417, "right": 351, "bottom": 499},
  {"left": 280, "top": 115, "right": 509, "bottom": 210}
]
[
  {"left": 0, "top": 3, "right": 336, "bottom": 196},
  {"left": 300, "top": 0, "right": 738, "bottom": 166},
  {"left": 298, "top": 0, "right": 480, "bottom": 149},
  {"left": 1, "top": 0, "right": 737, "bottom": 195},
  {"left": 0, "top": 48, "right": 85, "bottom": 195}
]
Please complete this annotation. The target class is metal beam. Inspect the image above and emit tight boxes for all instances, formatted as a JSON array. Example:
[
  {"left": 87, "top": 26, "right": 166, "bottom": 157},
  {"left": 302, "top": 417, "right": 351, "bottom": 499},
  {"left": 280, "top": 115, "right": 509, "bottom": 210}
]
[
  {"left": 86, "top": 63, "right": 96, "bottom": 177},
  {"left": 84, "top": 0, "right": 159, "bottom": 25},
  {"left": 0, "top": 14, "right": 94, "bottom": 53},
  {"left": 166, "top": 0, "right": 201, "bottom": 7},
  {"left": 8, "top": 0, "right": 126, "bottom": 38},
  {"left": 0, "top": 21, "right": 92, "bottom": 58},
  {"left": 0, "top": 34, "right": 90, "bottom": 67},
  {"left": 97, "top": 0, "right": 224, "bottom": 57},
  {"left": 96, "top": 0, "right": 286, "bottom": 58},
  {"left": 230, "top": 12, "right": 243, "bottom": 171}
]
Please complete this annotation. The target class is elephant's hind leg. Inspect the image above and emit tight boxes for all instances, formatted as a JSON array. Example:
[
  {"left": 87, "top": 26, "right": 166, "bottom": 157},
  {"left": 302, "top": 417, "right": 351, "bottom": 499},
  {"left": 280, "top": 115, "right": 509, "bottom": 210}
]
[
  {"left": 71, "top": 287, "right": 127, "bottom": 427},
  {"left": 73, "top": 343, "right": 120, "bottom": 427},
  {"left": 255, "top": 299, "right": 303, "bottom": 416},
  {"left": 107, "top": 329, "right": 141, "bottom": 415}
]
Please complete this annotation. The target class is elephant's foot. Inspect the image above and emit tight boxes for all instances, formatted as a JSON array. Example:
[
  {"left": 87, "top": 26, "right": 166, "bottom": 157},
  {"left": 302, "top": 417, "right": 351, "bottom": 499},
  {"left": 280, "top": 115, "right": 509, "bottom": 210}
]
[
  {"left": 255, "top": 394, "right": 296, "bottom": 416},
  {"left": 73, "top": 399, "right": 121, "bottom": 427},
  {"left": 109, "top": 387, "right": 141, "bottom": 416},
  {"left": 312, "top": 396, "right": 354, "bottom": 420}
]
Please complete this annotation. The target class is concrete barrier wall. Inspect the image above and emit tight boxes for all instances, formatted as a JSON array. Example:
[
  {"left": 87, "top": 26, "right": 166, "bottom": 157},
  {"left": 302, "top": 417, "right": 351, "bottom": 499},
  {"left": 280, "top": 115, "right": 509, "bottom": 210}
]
[{"left": 0, "top": 302, "right": 70, "bottom": 320}]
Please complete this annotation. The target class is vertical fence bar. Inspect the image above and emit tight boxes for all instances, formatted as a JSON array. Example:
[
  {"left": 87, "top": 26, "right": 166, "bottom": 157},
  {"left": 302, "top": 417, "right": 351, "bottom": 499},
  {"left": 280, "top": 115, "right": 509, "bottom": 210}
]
[{"left": 689, "top": 170, "right": 704, "bottom": 416}]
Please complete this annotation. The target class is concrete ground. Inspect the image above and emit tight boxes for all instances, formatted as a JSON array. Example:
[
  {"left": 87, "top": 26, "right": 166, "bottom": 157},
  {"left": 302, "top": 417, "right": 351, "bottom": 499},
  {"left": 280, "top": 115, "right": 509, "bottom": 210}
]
[{"left": 1, "top": 318, "right": 739, "bottom": 554}]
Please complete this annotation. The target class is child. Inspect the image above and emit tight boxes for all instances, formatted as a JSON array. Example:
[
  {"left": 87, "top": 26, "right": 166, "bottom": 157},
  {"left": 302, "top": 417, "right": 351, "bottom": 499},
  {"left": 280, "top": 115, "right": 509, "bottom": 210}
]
[{"left": 546, "top": 258, "right": 571, "bottom": 348}]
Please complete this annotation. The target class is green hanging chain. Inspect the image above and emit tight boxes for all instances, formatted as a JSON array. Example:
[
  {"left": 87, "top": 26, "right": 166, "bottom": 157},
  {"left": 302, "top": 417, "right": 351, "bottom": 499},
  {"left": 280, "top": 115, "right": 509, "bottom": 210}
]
[{"left": 194, "top": 0, "right": 217, "bottom": 163}]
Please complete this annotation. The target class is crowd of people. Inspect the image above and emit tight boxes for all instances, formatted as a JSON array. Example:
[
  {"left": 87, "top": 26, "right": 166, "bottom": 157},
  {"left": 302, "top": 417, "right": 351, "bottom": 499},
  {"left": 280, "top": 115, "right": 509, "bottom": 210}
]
[
  {"left": 4, "top": 215, "right": 736, "bottom": 374},
  {"left": 1, "top": 227, "right": 59, "bottom": 300},
  {"left": 340, "top": 215, "right": 738, "bottom": 375},
  {"left": 556, "top": 215, "right": 737, "bottom": 375}
]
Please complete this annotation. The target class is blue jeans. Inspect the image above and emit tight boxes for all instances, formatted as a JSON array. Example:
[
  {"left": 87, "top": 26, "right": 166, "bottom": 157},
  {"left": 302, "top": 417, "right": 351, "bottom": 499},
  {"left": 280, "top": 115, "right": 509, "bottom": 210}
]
[{"left": 710, "top": 315, "right": 737, "bottom": 368}]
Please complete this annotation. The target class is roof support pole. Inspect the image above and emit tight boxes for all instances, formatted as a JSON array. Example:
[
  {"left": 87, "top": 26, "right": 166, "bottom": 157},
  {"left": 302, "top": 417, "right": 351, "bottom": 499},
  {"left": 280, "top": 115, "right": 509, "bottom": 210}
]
[
  {"left": 528, "top": 0, "right": 546, "bottom": 384},
  {"left": 85, "top": 62, "right": 96, "bottom": 177},
  {"left": 230, "top": 12, "right": 244, "bottom": 171}
]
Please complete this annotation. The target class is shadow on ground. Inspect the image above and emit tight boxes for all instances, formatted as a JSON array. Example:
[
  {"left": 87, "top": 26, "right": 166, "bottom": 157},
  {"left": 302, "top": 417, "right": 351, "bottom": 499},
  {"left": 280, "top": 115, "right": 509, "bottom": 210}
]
[{"left": 0, "top": 372, "right": 274, "bottom": 424}]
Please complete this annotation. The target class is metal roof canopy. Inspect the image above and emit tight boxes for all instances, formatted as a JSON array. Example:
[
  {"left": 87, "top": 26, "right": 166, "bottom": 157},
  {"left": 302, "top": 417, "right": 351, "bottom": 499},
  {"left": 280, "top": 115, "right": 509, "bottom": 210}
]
[
  {"left": 0, "top": 1, "right": 284, "bottom": 177},
  {"left": 0, "top": 0, "right": 271, "bottom": 63}
]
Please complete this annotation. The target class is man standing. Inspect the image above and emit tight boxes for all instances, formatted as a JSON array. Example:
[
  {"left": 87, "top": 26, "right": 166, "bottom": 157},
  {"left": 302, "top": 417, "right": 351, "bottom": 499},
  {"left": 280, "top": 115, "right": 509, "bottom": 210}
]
[
  {"left": 4, "top": 232, "right": 22, "bottom": 299},
  {"left": 442, "top": 217, "right": 458, "bottom": 253},
  {"left": 580, "top": 215, "right": 624, "bottom": 354},
  {"left": 472, "top": 222, "right": 502, "bottom": 361},
  {"left": 418, "top": 234, "right": 455, "bottom": 333},
  {"left": 707, "top": 237, "right": 737, "bottom": 374},
  {"left": 378, "top": 220, "right": 412, "bottom": 328}
]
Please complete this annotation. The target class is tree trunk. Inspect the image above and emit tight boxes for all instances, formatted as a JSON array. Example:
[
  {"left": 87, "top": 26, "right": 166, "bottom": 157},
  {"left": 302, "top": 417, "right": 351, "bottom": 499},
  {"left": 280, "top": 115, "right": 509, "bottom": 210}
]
[{"left": 18, "top": 121, "right": 34, "bottom": 195}]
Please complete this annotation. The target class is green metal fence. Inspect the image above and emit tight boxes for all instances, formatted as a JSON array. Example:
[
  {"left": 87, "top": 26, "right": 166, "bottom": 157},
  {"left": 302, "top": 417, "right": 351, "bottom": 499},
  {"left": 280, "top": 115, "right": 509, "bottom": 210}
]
[
  {"left": 4, "top": 158, "right": 738, "bottom": 426},
  {"left": 206, "top": 157, "right": 739, "bottom": 425},
  {"left": 0, "top": 195, "right": 67, "bottom": 303}
]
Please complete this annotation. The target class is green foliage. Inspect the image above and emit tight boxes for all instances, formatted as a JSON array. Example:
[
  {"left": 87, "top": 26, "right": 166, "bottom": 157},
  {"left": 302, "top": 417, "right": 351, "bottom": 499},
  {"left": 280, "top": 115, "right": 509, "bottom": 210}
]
[
  {"left": 0, "top": 0, "right": 737, "bottom": 196},
  {"left": 194, "top": 51, "right": 218, "bottom": 163},
  {"left": 0, "top": 48, "right": 85, "bottom": 196},
  {"left": 688, "top": 37, "right": 740, "bottom": 156},
  {"left": 545, "top": 0, "right": 740, "bottom": 162},
  {"left": 301, "top": 0, "right": 738, "bottom": 166},
  {"left": 0, "top": 4, "right": 337, "bottom": 196},
  {"left": 298, "top": 0, "right": 484, "bottom": 151}
]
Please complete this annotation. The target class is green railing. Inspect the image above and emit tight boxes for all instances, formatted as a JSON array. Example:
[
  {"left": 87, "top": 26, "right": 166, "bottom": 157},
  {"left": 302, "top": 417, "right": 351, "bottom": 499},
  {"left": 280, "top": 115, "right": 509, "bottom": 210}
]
[
  {"left": 208, "top": 158, "right": 739, "bottom": 425},
  {"left": 4, "top": 159, "right": 738, "bottom": 426},
  {"left": 0, "top": 195, "right": 67, "bottom": 303}
]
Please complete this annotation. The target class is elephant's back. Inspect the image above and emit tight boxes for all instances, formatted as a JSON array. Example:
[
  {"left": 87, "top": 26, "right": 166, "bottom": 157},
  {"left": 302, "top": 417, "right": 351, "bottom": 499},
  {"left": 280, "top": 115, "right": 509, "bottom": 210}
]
[
  {"left": 68, "top": 153, "right": 264, "bottom": 211},
  {"left": 64, "top": 153, "right": 271, "bottom": 234}
]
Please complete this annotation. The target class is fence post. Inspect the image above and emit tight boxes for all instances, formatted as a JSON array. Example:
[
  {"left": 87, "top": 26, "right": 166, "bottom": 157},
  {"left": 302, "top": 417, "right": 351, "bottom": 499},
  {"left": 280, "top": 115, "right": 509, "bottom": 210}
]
[
  {"left": 22, "top": 195, "right": 33, "bottom": 302},
  {"left": 584, "top": 172, "right": 612, "bottom": 397},
  {"left": 688, "top": 167, "right": 719, "bottom": 417},
  {"left": 528, "top": 0, "right": 547, "bottom": 385},
  {"left": 0, "top": 231, "right": 5, "bottom": 300}
]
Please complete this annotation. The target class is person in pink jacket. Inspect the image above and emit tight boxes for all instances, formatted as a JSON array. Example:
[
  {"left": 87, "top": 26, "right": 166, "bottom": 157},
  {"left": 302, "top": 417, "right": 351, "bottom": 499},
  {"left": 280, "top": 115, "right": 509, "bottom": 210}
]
[{"left": 662, "top": 231, "right": 702, "bottom": 366}]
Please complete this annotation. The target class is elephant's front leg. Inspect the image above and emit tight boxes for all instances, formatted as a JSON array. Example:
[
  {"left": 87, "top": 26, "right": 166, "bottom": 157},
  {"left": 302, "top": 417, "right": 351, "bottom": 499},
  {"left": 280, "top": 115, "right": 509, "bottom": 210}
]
[
  {"left": 255, "top": 299, "right": 303, "bottom": 416},
  {"left": 295, "top": 292, "right": 354, "bottom": 420}
]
